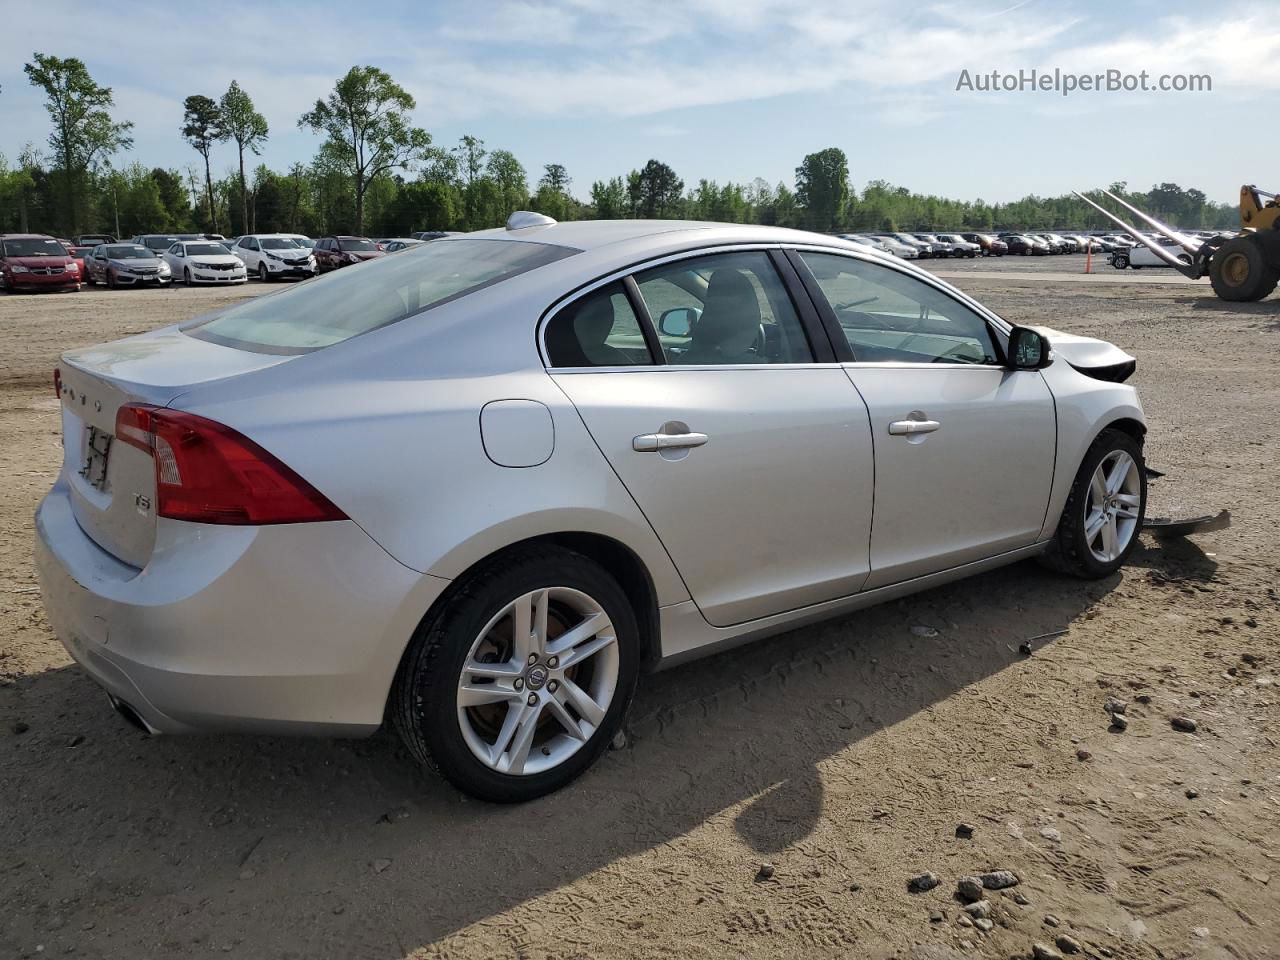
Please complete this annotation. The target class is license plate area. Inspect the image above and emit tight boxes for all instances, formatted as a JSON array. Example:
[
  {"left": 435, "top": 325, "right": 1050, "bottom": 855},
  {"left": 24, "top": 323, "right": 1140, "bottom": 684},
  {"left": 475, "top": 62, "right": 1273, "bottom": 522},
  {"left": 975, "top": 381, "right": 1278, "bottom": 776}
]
[{"left": 80, "top": 425, "right": 113, "bottom": 491}]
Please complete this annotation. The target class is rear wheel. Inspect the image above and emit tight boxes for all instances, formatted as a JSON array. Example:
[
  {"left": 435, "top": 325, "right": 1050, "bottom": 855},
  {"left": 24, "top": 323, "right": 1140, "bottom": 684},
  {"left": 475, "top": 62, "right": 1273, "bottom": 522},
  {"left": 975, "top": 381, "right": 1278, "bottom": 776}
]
[
  {"left": 1040, "top": 428, "right": 1146, "bottom": 579},
  {"left": 393, "top": 546, "right": 640, "bottom": 802},
  {"left": 1210, "top": 235, "right": 1279, "bottom": 302}
]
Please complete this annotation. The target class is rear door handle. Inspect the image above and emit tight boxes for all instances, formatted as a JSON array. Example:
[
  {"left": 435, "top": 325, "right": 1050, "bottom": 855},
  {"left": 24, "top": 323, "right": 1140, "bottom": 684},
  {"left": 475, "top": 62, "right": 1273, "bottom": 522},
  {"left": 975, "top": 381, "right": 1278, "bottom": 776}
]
[
  {"left": 633, "top": 431, "right": 709, "bottom": 452},
  {"left": 888, "top": 419, "right": 940, "bottom": 436}
]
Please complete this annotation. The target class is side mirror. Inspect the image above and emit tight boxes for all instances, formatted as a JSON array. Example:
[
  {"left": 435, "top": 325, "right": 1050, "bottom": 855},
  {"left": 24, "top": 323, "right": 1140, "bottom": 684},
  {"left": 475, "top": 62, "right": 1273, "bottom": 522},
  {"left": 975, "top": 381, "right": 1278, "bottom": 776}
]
[
  {"left": 1007, "top": 326, "right": 1053, "bottom": 370},
  {"left": 659, "top": 306, "right": 701, "bottom": 337}
]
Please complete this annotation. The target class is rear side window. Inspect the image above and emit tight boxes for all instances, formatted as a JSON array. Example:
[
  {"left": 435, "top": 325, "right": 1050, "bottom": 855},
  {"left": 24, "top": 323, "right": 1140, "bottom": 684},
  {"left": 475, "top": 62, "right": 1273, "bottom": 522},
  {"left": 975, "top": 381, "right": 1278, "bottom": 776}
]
[
  {"left": 185, "top": 238, "right": 577, "bottom": 354},
  {"left": 545, "top": 283, "right": 652, "bottom": 367},
  {"left": 635, "top": 251, "right": 813, "bottom": 365}
]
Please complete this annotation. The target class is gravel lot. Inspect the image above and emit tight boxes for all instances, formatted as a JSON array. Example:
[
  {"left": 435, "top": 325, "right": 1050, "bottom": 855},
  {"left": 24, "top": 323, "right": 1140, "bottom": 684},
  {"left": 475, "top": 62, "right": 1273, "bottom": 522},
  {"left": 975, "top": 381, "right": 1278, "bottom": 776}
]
[{"left": 1, "top": 266, "right": 1277, "bottom": 959}]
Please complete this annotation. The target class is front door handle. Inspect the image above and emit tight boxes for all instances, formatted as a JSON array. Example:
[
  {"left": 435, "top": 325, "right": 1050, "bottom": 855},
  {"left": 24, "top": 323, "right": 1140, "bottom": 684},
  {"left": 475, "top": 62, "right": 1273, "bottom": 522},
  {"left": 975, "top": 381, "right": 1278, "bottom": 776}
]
[
  {"left": 888, "top": 419, "right": 940, "bottom": 436},
  {"left": 633, "top": 431, "right": 709, "bottom": 452}
]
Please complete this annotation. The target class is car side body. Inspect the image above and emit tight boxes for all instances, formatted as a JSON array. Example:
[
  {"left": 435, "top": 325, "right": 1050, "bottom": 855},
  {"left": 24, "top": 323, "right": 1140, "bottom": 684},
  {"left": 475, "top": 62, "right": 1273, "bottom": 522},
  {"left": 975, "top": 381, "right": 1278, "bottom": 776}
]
[{"left": 35, "top": 219, "right": 1146, "bottom": 795}]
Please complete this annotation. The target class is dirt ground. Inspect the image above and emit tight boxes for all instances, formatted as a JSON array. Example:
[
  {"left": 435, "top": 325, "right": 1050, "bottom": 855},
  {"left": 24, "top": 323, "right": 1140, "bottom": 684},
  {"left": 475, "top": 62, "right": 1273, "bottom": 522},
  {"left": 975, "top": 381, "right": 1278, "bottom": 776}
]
[{"left": 1, "top": 265, "right": 1278, "bottom": 960}]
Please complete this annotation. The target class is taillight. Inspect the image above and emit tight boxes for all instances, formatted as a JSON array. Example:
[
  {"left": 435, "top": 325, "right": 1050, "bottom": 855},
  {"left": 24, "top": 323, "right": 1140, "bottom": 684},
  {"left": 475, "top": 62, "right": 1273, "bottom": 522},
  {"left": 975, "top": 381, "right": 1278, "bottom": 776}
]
[
  {"left": 53, "top": 367, "right": 62, "bottom": 398},
  {"left": 114, "top": 403, "right": 346, "bottom": 525}
]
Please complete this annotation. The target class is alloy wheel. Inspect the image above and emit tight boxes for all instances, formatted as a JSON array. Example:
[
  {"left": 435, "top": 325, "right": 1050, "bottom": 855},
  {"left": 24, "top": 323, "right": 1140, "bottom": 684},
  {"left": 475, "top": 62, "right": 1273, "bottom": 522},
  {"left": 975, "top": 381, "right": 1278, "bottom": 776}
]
[
  {"left": 456, "top": 586, "right": 619, "bottom": 776},
  {"left": 1083, "top": 450, "right": 1141, "bottom": 563}
]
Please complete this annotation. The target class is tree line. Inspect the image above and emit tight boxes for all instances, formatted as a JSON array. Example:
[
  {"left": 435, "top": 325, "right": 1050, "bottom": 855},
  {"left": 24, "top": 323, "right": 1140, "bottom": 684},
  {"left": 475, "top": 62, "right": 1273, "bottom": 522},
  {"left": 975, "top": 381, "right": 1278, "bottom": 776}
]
[{"left": 0, "top": 54, "right": 1242, "bottom": 241}]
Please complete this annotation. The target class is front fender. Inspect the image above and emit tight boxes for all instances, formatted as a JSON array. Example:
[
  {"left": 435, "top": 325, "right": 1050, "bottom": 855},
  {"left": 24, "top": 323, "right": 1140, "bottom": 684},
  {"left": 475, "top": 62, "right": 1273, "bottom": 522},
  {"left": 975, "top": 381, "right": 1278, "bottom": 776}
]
[{"left": 1038, "top": 359, "right": 1146, "bottom": 541}]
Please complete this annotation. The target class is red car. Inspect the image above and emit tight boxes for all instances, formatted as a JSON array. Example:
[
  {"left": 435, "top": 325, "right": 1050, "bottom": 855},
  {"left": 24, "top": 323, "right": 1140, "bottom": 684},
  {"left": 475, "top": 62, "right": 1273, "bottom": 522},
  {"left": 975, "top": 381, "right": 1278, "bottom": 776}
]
[
  {"left": 0, "top": 234, "right": 80, "bottom": 293},
  {"left": 313, "top": 236, "right": 385, "bottom": 273},
  {"left": 66, "top": 246, "right": 96, "bottom": 284}
]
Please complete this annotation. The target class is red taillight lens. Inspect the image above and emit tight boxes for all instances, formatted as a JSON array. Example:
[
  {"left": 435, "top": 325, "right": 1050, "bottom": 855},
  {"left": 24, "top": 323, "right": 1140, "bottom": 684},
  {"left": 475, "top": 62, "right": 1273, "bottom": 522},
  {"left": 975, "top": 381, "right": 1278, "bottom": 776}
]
[{"left": 114, "top": 403, "right": 346, "bottom": 525}]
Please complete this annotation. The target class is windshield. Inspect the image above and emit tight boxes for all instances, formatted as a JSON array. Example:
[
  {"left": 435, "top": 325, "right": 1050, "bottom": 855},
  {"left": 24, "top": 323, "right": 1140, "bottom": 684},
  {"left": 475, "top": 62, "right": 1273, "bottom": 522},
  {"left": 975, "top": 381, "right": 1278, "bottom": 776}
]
[
  {"left": 185, "top": 242, "right": 231, "bottom": 256},
  {"left": 185, "top": 238, "right": 578, "bottom": 354},
  {"left": 104, "top": 245, "right": 152, "bottom": 259},
  {"left": 3, "top": 238, "right": 67, "bottom": 257},
  {"left": 339, "top": 238, "right": 377, "bottom": 252},
  {"left": 260, "top": 238, "right": 301, "bottom": 250}
]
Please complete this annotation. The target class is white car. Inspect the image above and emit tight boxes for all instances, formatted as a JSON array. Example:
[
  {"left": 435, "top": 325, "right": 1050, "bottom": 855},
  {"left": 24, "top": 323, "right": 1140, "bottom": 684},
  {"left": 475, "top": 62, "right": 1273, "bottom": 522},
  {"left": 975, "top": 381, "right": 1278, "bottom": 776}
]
[
  {"left": 1110, "top": 237, "right": 1193, "bottom": 270},
  {"left": 163, "top": 239, "right": 248, "bottom": 285},
  {"left": 382, "top": 238, "right": 425, "bottom": 253},
  {"left": 36, "top": 215, "right": 1147, "bottom": 802},
  {"left": 230, "top": 234, "right": 317, "bottom": 282}
]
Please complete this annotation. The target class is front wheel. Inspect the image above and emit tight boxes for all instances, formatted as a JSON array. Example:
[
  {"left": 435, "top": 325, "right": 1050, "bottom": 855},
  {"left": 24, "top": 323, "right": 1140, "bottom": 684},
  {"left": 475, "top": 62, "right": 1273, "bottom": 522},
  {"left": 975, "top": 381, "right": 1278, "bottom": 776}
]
[
  {"left": 393, "top": 546, "right": 640, "bottom": 802},
  {"left": 1040, "top": 429, "right": 1146, "bottom": 579},
  {"left": 1113, "top": 254, "right": 1129, "bottom": 270},
  {"left": 258, "top": 263, "right": 269, "bottom": 282}
]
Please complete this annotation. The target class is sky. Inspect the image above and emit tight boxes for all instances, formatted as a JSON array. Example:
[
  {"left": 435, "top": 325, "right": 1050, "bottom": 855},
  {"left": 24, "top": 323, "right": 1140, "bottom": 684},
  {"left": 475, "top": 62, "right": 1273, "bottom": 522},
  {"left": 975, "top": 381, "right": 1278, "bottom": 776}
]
[{"left": 2, "top": 0, "right": 1279, "bottom": 206}]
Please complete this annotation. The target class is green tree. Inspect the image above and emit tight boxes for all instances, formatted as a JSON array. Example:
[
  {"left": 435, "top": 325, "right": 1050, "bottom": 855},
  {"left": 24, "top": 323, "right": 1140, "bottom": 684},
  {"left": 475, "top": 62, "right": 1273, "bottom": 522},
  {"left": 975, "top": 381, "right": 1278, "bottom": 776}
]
[
  {"left": 629, "top": 160, "right": 683, "bottom": 218},
  {"left": 219, "top": 80, "right": 268, "bottom": 234},
  {"left": 453, "top": 135, "right": 486, "bottom": 186},
  {"left": 23, "top": 53, "right": 133, "bottom": 235},
  {"left": 590, "top": 177, "right": 628, "bottom": 219},
  {"left": 150, "top": 168, "right": 190, "bottom": 229},
  {"left": 181, "top": 94, "right": 223, "bottom": 233},
  {"left": 299, "top": 66, "right": 432, "bottom": 234},
  {"left": 540, "top": 163, "right": 570, "bottom": 194},
  {"left": 795, "top": 147, "right": 849, "bottom": 232},
  {"left": 485, "top": 149, "right": 528, "bottom": 216}
]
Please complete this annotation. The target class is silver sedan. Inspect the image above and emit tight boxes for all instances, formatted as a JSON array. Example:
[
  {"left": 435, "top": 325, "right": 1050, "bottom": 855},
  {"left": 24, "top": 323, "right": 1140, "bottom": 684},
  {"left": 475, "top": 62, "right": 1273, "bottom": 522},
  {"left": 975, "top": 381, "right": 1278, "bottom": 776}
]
[{"left": 36, "top": 215, "right": 1147, "bottom": 801}]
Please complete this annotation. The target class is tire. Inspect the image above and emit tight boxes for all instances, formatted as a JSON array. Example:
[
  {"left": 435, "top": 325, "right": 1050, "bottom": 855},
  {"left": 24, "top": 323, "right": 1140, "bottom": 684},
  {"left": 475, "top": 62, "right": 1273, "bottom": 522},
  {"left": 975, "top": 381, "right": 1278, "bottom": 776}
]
[
  {"left": 1040, "top": 428, "right": 1146, "bottom": 579},
  {"left": 107, "top": 270, "right": 118, "bottom": 289},
  {"left": 1210, "top": 235, "right": 1279, "bottom": 302},
  {"left": 184, "top": 267, "right": 192, "bottom": 285},
  {"left": 393, "top": 545, "right": 641, "bottom": 802},
  {"left": 258, "top": 263, "right": 269, "bottom": 282},
  {"left": 1114, "top": 254, "right": 1129, "bottom": 270}
]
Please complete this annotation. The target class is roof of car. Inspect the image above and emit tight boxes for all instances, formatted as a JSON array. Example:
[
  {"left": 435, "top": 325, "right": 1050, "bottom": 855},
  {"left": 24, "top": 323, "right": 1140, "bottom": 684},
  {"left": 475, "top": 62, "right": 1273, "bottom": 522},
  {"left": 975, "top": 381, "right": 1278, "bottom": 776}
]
[
  {"left": 465, "top": 219, "right": 868, "bottom": 253},
  {"left": 0, "top": 233, "right": 57, "bottom": 240}
]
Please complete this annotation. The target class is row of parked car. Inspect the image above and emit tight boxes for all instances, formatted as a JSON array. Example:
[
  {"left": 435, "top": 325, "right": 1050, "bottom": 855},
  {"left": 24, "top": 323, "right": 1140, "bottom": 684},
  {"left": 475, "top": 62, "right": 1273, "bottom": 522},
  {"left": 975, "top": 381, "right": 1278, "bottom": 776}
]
[
  {"left": 0, "top": 230, "right": 454, "bottom": 293},
  {"left": 837, "top": 229, "right": 1221, "bottom": 261}
]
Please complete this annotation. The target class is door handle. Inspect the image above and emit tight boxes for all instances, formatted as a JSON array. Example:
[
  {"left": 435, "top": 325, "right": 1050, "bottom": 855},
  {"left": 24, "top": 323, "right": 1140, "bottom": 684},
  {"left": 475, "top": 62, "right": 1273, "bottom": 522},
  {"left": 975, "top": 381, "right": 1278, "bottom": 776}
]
[
  {"left": 633, "top": 431, "right": 709, "bottom": 452},
  {"left": 888, "top": 419, "right": 940, "bottom": 436}
]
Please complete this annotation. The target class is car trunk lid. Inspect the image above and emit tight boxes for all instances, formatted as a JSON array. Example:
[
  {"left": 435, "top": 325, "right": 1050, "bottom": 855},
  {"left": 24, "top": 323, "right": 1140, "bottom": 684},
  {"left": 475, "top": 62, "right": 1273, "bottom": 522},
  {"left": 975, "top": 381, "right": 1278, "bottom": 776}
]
[{"left": 57, "top": 329, "right": 293, "bottom": 568}]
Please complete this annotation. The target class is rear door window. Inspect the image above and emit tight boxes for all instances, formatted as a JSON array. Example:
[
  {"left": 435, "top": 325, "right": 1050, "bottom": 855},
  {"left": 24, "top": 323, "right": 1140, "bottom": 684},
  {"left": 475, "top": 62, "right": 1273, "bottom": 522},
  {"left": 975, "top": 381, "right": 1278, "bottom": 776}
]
[{"left": 545, "top": 282, "right": 653, "bottom": 367}]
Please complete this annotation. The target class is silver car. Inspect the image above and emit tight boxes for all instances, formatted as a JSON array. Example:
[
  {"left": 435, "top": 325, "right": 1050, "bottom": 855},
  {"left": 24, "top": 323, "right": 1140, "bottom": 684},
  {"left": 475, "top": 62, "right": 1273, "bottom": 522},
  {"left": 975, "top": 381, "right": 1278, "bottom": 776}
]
[{"left": 36, "top": 214, "right": 1148, "bottom": 801}]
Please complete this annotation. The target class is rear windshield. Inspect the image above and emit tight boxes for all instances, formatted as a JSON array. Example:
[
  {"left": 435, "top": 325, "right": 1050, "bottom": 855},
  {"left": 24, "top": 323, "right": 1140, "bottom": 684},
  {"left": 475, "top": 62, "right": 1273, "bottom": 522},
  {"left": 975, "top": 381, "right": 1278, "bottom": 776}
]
[
  {"left": 142, "top": 237, "right": 177, "bottom": 250},
  {"left": 3, "top": 238, "right": 66, "bottom": 257},
  {"left": 184, "top": 238, "right": 577, "bottom": 354},
  {"left": 339, "top": 238, "right": 377, "bottom": 252}
]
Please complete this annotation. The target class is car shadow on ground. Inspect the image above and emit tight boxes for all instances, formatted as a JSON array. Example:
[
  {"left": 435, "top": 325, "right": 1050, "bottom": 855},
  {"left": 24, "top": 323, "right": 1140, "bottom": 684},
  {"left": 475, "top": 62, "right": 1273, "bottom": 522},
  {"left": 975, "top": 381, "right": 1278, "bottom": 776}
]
[{"left": 0, "top": 545, "right": 1193, "bottom": 956}]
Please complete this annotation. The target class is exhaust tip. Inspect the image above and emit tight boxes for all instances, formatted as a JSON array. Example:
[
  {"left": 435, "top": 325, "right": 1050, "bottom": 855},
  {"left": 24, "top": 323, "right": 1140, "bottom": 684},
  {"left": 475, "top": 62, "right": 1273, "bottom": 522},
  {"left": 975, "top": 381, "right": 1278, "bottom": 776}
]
[{"left": 107, "top": 693, "right": 157, "bottom": 735}]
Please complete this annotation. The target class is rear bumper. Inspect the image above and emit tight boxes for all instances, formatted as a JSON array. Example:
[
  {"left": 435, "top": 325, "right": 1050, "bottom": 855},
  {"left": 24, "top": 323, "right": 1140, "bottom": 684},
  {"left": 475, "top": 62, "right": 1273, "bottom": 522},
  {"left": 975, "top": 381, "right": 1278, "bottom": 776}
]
[{"left": 34, "top": 479, "right": 449, "bottom": 736}]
